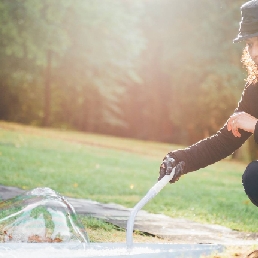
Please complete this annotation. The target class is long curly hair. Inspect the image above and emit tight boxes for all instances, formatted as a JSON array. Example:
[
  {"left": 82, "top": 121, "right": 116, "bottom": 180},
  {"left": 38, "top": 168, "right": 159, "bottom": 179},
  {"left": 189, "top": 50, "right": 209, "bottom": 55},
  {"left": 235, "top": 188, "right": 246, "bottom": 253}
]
[{"left": 241, "top": 45, "right": 258, "bottom": 84}]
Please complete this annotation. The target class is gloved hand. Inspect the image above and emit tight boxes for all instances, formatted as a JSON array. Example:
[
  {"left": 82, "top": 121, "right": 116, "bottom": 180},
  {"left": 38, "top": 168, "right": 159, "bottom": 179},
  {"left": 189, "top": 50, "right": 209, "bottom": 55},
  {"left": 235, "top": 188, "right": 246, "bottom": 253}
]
[{"left": 158, "top": 153, "right": 185, "bottom": 183}]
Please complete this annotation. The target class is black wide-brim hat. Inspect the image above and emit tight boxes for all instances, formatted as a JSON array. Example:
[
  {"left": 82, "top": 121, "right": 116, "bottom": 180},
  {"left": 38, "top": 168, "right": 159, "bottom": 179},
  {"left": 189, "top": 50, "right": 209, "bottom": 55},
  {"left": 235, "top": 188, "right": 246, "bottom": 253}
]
[{"left": 233, "top": 0, "right": 258, "bottom": 43}]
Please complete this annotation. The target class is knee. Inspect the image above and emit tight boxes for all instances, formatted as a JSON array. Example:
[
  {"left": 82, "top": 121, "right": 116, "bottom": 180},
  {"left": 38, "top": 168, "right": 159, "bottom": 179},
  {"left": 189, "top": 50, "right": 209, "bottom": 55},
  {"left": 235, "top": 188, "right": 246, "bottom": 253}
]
[{"left": 242, "top": 161, "right": 258, "bottom": 207}]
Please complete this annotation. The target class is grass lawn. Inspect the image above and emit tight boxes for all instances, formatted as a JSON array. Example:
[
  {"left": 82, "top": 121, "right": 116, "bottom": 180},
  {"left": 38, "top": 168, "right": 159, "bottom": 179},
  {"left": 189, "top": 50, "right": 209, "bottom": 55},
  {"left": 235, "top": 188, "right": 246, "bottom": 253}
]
[{"left": 0, "top": 121, "right": 257, "bottom": 237}]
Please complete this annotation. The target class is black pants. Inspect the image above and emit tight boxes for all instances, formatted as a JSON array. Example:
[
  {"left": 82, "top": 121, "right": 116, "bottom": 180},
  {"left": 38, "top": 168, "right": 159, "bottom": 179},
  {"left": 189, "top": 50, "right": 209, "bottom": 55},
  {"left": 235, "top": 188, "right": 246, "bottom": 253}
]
[{"left": 242, "top": 161, "right": 258, "bottom": 207}]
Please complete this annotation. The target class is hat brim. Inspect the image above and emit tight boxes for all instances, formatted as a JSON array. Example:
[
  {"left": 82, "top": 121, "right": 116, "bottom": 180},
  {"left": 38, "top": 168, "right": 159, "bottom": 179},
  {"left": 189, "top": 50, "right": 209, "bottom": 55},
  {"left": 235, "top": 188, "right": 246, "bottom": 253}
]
[{"left": 233, "top": 31, "right": 258, "bottom": 43}]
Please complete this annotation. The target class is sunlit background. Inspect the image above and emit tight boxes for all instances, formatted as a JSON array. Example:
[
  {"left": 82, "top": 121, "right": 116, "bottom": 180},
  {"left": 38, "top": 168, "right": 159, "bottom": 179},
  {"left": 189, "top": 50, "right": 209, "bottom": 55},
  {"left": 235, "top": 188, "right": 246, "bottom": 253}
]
[{"left": 0, "top": 0, "right": 247, "bottom": 145}]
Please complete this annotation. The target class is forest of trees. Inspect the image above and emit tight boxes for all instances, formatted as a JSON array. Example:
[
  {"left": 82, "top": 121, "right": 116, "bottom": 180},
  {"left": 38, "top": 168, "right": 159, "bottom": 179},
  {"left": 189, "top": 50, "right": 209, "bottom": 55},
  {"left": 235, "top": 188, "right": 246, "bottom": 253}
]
[{"left": 0, "top": 0, "right": 251, "bottom": 147}]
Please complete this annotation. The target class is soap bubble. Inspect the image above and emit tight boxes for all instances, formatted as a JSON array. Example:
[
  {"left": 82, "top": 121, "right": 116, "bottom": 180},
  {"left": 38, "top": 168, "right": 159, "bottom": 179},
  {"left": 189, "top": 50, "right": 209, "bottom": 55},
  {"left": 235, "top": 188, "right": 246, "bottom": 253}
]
[{"left": 0, "top": 187, "right": 89, "bottom": 247}]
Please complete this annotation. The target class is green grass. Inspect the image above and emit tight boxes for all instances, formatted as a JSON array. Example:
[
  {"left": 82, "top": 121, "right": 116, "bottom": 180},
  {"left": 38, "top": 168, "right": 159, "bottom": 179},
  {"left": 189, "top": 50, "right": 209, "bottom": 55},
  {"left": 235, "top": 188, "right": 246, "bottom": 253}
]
[
  {"left": 79, "top": 216, "right": 155, "bottom": 243},
  {"left": 0, "top": 121, "right": 257, "bottom": 233}
]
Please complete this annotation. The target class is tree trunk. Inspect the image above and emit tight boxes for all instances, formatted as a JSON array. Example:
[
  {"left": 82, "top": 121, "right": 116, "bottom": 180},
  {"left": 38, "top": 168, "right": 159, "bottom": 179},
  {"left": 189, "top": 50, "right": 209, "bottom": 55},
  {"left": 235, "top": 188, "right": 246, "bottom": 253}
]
[
  {"left": 248, "top": 135, "right": 258, "bottom": 161},
  {"left": 43, "top": 50, "right": 52, "bottom": 127}
]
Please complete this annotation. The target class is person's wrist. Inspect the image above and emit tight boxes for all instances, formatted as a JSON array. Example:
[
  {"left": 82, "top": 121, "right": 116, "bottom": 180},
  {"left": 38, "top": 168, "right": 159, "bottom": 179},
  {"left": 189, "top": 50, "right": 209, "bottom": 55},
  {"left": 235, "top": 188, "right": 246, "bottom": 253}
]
[
  {"left": 167, "top": 152, "right": 177, "bottom": 163},
  {"left": 251, "top": 118, "right": 258, "bottom": 133}
]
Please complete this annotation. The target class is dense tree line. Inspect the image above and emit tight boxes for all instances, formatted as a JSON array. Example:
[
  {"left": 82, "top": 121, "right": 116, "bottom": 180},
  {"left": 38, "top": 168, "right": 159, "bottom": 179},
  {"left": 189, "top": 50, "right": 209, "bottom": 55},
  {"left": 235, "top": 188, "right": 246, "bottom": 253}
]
[{"left": 0, "top": 0, "right": 250, "bottom": 148}]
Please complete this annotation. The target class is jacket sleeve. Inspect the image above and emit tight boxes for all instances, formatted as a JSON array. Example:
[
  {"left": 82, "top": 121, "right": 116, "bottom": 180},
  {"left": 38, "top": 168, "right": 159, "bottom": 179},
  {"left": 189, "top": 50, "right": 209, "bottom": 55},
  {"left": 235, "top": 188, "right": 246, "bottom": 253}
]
[
  {"left": 254, "top": 121, "right": 258, "bottom": 144},
  {"left": 170, "top": 86, "right": 252, "bottom": 174}
]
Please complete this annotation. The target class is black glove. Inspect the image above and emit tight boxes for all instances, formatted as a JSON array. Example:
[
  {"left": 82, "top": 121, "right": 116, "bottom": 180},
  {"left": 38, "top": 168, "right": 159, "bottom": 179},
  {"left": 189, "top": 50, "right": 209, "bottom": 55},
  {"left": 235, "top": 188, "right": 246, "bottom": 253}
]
[{"left": 158, "top": 153, "right": 185, "bottom": 183}]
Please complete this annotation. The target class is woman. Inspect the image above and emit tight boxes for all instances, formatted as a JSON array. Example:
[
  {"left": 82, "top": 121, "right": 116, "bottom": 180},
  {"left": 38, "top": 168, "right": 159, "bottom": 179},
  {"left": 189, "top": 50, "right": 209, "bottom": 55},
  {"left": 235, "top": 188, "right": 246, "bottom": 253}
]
[
  {"left": 158, "top": 0, "right": 258, "bottom": 221},
  {"left": 159, "top": 2, "right": 258, "bottom": 256}
]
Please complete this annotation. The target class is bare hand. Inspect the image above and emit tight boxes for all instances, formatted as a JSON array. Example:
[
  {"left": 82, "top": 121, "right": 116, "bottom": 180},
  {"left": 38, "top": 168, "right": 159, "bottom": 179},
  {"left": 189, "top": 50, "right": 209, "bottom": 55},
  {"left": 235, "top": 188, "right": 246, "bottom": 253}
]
[{"left": 227, "top": 112, "right": 258, "bottom": 137}]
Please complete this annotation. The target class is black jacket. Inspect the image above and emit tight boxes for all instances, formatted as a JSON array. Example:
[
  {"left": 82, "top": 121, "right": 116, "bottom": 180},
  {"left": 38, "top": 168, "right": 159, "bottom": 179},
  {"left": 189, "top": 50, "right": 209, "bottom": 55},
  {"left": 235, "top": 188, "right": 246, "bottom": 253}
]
[{"left": 171, "top": 83, "right": 258, "bottom": 174}]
